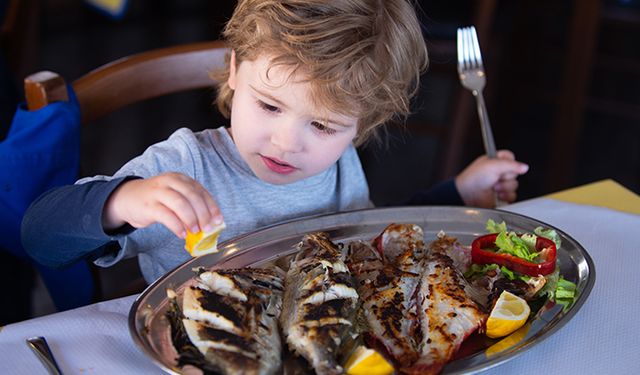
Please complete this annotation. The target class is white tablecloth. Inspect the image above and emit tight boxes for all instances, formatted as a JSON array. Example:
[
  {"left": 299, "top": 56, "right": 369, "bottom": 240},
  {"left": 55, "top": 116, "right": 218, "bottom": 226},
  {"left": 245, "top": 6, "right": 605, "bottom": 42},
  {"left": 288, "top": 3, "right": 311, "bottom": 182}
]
[{"left": 1, "top": 198, "right": 638, "bottom": 374}]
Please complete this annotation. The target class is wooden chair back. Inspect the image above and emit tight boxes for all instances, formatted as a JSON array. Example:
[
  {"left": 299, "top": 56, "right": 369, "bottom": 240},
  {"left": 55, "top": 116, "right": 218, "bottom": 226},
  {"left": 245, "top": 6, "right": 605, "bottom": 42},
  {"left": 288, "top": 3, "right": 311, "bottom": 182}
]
[{"left": 24, "top": 40, "right": 229, "bottom": 124}]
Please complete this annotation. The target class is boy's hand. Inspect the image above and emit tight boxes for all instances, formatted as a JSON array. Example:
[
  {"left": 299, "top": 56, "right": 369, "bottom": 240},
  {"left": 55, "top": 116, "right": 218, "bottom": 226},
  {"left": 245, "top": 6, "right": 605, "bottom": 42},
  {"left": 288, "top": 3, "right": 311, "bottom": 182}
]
[
  {"left": 454, "top": 150, "right": 529, "bottom": 208},
  {"left": 102, "top": 172, "right": 223, "bottom": 238}
]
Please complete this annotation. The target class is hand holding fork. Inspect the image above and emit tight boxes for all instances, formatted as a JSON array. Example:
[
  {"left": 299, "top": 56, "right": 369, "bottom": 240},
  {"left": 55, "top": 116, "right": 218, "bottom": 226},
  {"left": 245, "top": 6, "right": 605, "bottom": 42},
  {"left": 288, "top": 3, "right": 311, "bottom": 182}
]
[{"left": 457, "top": 26, "right": 505, "bottom": 207}]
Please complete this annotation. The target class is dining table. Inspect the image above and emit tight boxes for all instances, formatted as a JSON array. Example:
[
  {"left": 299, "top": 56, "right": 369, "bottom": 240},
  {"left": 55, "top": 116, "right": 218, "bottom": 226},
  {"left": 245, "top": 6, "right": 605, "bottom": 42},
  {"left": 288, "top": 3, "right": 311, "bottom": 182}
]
[{"left": 1, "top": 179, "right": 638, "bottom": 375}]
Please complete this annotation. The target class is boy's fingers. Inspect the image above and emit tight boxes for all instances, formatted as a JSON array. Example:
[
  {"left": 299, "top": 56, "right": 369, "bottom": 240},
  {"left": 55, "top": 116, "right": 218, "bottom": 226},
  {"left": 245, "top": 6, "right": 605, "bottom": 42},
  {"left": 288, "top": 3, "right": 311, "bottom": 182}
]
[
  {"left": 494, "top": 176, "right": 519, "bottom": 203},
  {"left": 497, "top": 189, "right": 517, "bottom": 203},
  {"left": 150, "top": 173, "right": 223, "bottom": 233},
  {"left": 498, "top": 169, "right": 524, "bottom": 181},
  {"left": 494, "top": 150, "right": 528, "bottom": 176},
  {"left": 203, "top": 194, "right": 224, "bottom": 226},
  {"left": 152, "top": 202, "right": 188, "bottom": 238},
  {"left": 495, "top": 178, "right": 519, "bottom": 194},
  {"left": 493, "top": 159, "right": 529, "bottom": 176},
  {"left": 155, "top": 187, "right": 200, "bottom": 234},
  {"left": 496, "top": 149, "right": 515, "bottom": 161},
  {"left": 170, "top": 180, "right": 223, "bottom": 230},
  {"left": 193, "top": 186, "right": 224, "bottom": 228},
  {"left": 171, "top": 183, "right": 216, "bottom": 232}
]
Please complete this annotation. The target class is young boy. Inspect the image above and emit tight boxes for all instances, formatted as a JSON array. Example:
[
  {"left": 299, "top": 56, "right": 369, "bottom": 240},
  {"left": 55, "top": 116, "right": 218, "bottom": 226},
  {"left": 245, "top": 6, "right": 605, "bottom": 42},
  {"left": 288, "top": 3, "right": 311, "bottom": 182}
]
[{"left": 22, "top": 0, "right": 528, "bottom": 284}]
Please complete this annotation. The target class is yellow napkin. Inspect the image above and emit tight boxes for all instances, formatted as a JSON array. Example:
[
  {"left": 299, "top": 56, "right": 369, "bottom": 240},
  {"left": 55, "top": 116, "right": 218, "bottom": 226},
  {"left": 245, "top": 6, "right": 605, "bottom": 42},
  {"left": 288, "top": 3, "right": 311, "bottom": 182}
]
[{"left": 545, "top": 179, "right": 640, "bottom": 215}]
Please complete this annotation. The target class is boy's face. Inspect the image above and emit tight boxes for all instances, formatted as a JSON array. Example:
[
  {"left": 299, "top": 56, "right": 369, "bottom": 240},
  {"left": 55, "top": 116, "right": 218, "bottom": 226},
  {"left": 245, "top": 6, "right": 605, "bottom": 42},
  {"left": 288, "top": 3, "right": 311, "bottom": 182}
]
[{"left": 227, "top": 52, "right": 358, "bottom": 185}]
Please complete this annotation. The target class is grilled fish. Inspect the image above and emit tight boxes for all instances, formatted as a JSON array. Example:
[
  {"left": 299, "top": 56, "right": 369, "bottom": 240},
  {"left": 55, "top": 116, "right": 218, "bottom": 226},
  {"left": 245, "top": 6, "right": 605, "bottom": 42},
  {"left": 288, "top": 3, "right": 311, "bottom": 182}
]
[
  {"left": 407, "top": 239, "right": 487, "bottom": 374},
  {"left": 347, "top": 224, "right": 425, "bottom": 367},
  {"left": 348, "top": 224, "right": 487, "bottom": 374},
  {"left": 427, "top": 232, "right": 495, "bottom": 309},
  {"left": 280, "top": 232, "right": 359, "bottom": 375},
  {"left": 180, "top": 268, "right": 284, "bottom": 375}
]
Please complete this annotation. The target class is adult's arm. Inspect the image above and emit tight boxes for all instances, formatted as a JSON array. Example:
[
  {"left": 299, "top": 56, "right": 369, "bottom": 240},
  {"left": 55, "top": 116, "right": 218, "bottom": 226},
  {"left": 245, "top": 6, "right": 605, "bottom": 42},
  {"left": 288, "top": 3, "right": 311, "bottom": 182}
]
[{"left": 21, "top": 176, "right": 138, "bottom": 268}]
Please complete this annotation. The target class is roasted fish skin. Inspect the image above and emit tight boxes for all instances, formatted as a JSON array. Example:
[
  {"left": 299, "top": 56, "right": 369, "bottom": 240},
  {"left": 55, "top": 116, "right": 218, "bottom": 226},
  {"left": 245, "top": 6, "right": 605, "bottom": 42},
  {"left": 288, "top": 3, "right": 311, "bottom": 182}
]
[
  {"left": 406, "top": 243, "right": 487, "bottom": 374},
  {"left": 281, "top": 232, "right": 359, "bottom": 375},
  {"left": 428, "top": 232, "right": 492, "bottom": 308},
  {"left": 373, "top": 223, "right": 426, "bottom": 266},
  {"left": 180, "top": 268, "right": 284, "bottom": 375},
  {"left": 349, "top": 225, "right": 487, "bottom": 374},
  {"left": 428, "top": 231, "right": 472, "bottom": 272},
  {"left": 347, "top": 224, "right": 425, "bottom": 368}
]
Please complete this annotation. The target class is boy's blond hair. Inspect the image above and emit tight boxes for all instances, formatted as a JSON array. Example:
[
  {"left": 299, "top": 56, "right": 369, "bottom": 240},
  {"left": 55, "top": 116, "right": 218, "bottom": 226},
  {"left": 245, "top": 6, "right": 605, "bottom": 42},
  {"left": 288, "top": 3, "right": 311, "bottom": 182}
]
[{"left": 214, "top": 0, "right": 428, "bottom": 146}]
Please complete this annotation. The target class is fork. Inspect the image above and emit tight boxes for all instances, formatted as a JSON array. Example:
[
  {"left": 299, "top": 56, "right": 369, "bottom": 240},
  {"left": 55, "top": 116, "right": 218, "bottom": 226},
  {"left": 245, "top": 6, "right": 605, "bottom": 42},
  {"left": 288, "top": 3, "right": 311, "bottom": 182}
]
[
  {"left": 457, "top": 26, "right": 503, "bottom": 206},
  {"left": 26, "top": 336, "right": 64, "bottom": 375},
  {"left": 457, "top": 26, "right": 497, "bottom": 159}
]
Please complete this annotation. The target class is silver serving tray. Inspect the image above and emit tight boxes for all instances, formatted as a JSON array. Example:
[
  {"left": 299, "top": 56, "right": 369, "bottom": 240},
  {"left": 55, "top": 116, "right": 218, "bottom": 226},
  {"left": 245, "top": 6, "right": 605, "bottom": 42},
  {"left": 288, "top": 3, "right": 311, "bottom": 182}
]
[{"left": 129, "top": 206, "right": 595, "bottom": 374}]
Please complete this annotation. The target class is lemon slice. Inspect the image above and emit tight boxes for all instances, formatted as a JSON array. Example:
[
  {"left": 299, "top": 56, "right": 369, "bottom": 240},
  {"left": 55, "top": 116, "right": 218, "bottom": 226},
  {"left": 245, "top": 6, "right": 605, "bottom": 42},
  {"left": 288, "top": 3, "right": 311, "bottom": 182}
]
[
  {"left": 184, "top": 222, "right": 226, "bottom": 257},
  {"left": 485, "top": 290, "right": 531, "bottom": 338},
  {"left": 485, "top": 322, "right": 531, "bottom": 357},
  {"left": 344, "top": 345, "right": 394, "bottom": 375}
]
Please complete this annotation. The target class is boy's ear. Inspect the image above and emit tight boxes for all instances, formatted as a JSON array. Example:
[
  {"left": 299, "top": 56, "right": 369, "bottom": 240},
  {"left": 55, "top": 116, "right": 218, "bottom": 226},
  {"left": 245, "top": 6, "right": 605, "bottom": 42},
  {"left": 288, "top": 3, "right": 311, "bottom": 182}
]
[{"left": 228, "top": 50, "right": 237, "bottom": 90}]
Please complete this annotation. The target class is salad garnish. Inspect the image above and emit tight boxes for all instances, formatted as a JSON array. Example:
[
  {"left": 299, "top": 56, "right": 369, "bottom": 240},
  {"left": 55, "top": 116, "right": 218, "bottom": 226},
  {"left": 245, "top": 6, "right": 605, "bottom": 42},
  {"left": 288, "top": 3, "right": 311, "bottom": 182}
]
[{"left": 467, "top": 219, "right": 577, "bottom": 311}]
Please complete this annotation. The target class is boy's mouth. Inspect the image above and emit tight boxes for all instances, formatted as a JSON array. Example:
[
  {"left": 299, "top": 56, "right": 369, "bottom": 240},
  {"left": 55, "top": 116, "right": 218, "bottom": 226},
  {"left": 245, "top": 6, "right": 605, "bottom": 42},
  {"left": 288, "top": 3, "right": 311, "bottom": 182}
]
[{"left": 260, "top": 155, "right": 297, "bottom": 175}]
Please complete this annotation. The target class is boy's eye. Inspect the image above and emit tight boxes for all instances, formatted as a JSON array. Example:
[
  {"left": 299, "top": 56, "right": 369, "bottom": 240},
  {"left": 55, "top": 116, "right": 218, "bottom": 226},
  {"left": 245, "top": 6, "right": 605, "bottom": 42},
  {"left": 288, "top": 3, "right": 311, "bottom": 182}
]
[
  {"left": 311, "top": 121, "right": 337, "bottom": 135},
  {"left": 258, "top": 100, "right": 280, "bottom": 113}
]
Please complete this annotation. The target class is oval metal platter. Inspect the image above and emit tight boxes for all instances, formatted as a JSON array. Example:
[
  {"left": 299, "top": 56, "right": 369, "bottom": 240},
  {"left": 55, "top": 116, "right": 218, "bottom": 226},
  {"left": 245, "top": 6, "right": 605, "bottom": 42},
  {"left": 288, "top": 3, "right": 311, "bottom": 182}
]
[{"left": 129, "top": 206, "right": 595, "bottom": 374}]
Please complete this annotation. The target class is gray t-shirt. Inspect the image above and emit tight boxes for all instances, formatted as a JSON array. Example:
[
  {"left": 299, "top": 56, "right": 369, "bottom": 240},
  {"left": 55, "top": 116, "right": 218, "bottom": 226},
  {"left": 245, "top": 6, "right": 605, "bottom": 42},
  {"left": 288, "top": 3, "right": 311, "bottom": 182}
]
[{"left": 79, "top": 127, "right": 371, "bottom": 283}]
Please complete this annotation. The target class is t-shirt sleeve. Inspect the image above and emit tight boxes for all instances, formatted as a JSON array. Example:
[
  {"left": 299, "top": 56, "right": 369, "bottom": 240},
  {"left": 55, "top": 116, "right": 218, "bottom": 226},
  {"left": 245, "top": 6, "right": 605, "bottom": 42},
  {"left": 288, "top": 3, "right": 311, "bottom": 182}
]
[
  {"left": 21, "top": 176, "right": 137, "bottom": 268},
  {"left": 405, "top": 179, "right": 465, "bottom": 206},
  {"left": 22, "top": 128, "right": 202, "bottom": 269}
]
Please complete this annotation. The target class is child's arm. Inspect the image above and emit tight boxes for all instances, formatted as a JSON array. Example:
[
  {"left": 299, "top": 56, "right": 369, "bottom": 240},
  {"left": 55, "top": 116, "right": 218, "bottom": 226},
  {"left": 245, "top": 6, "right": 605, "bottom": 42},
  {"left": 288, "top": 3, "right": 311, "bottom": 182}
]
[
  {"left": 22, "top": 172, "right": 223, "bottom": 268},
  {"left": 454, "top": 150, "right": 529, "bottom": 208},
  {"left": 103, "top": 172, "right": 223, "bottom": 238},
  {"left": 21, "top": 177, "right": 137, "bottom": 267},
  {"left": 22, "top": 128, "right": 223, "bottom": 268}
]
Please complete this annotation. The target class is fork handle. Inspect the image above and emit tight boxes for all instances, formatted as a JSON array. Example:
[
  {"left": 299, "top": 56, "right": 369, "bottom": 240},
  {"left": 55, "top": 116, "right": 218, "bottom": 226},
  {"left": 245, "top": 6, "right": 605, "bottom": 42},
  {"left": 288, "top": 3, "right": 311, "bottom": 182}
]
[
  {"left": 472, "top": 90, "right": 507, "bottom": 208},
  {"left": 472, "top": 90, "right": 497, "bottom": 158},
  {"left": 26, "top": 337, "right": 64, "bottom": 375}
]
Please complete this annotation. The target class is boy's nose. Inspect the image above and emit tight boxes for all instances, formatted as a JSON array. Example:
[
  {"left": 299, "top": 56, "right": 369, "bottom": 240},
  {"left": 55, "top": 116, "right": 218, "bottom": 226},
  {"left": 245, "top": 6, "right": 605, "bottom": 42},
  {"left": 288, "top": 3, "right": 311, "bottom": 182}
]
[{"left": 270, "top": 121, "right": 304, "bottom": 153}]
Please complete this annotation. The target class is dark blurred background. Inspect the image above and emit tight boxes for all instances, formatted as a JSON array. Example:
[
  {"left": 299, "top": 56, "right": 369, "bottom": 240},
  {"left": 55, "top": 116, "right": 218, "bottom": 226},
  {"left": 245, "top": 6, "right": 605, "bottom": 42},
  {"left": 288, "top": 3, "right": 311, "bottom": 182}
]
[
  {"left": 5, "top": 0, "right": 639, "bottom": 200},
  {"left": 2, "top": 0, "right": 639, "bottom": 319}
]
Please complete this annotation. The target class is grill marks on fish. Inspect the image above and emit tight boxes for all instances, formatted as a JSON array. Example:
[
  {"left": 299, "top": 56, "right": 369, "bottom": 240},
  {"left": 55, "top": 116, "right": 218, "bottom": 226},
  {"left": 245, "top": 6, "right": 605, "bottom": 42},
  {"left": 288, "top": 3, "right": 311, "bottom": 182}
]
[
  {"left": 347, "top": 224, "right": 487, "bottom": 374},
  {"left": 408, "top": 250, "right": 486, "bottom": 374},
  {"left": 182, "top": 319, "right": 255, "bottom": 359},
  {"left": 348, "top": 228, "right": 424, "bottom": 366},
  {"left": 182, "top": 286, "right": 244, "bottom": 335},
  {"left": 281, "top": 232, "right": 359, "bottom": 375},
  {"left": 171, "top": 226, "right": 486, "bottom": 374},
  {"left": 180, "top": 268, "right": 284, "bottom": 375},
  {"left": 302, "top": 298, "right": 351, "bottom": 322},
  {"left": 193, "top": 323, "right": 252, "bottom": 352},
  {"left": 429, "top": 233, "right": 495, "bottom": 309}
]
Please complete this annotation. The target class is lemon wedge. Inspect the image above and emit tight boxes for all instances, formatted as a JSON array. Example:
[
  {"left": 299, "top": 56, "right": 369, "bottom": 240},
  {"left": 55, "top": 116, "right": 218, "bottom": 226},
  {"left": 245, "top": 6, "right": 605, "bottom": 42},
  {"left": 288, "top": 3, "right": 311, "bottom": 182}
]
[
  {"left": 344, "top": 345, "right": 394, "bottom": 375},
  {"left": 485, "top": 290, "right": 531, "bottom": 338},
  {"left": 184, "top": 222, "right": 226, "bottom": 257},
  {"left": 485, "top": 322, "right": 531, "bottom": 357}
]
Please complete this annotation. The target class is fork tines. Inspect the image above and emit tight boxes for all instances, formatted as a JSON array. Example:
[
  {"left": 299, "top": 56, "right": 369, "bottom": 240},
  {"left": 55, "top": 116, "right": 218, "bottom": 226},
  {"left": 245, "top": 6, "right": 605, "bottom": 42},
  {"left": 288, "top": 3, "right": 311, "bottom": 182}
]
[{"left": 457, "top": 26, "right": 484, "bottom": 74}]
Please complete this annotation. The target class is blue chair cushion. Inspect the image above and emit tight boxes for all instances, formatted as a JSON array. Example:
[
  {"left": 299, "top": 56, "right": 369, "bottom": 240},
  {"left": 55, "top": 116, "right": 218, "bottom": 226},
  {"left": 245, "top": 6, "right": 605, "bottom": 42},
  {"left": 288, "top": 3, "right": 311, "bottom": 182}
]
[{"left": 0, "top": 85, "right": 94, "bottom": 310}]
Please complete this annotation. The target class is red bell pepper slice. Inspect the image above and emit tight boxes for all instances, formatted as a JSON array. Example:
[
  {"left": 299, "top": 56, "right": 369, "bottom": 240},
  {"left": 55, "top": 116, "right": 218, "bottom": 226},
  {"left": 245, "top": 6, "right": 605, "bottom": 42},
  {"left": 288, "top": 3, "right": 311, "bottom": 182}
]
[{"left": 471, "top": 233, "right": 557, "bottom": 276}]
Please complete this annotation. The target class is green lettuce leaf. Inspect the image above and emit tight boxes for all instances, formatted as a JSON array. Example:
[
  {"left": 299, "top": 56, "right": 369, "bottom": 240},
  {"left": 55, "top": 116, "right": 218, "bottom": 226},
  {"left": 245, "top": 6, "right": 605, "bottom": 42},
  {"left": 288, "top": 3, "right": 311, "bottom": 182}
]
[
  {"left": 499, "top": 266, "right": 516, "bottom": 280},
  {"left": 486, "top": 219, "right": 507, "bottom": 233},
  {"left": 494, "top": 231, "right": 539, "bottom": 262},
  {"left": 464, "top": 263, "right": 498, "bottom": 279},
  {"left": 534, "top": 226, "right": 561, "bottom": 248}
]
